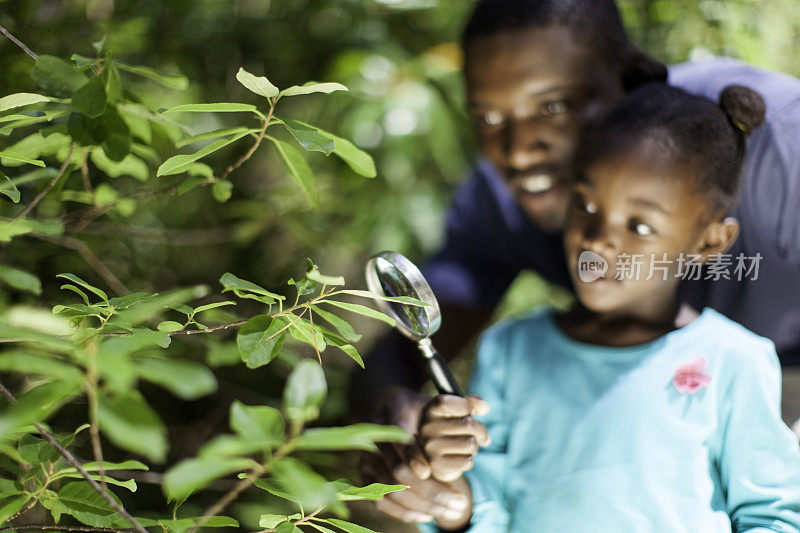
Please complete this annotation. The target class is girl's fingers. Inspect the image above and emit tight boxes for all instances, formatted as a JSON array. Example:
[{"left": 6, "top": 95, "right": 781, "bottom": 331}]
[
  {"left": 466, "top": 394, "right": 490, "bottom": 416},
  {"left": 425, "top": 394, "right": 475, "bottom": 418},
  {"left": 429, "top": 455, "right": 475, "bottom": 482},
  {"left": 376, "top": 497, "right": 434, "bottom": 523},
  {"left": 390, "top": 465, "right": 471, "bottom": 518},
  {"left": 423, "top": 435, "right": 478, "bottom": 457},
  {"left": 420, "top": 417, "right": 491, "bottom": 446}
]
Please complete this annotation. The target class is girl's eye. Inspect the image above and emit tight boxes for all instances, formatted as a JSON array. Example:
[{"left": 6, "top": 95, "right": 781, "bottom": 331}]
[
  {"left": 477, "top": 110, "right": 504, "bottom": 128},
  {"left": 573, "top": 195, "right": 597, "bottom": 214},
  {"left": 630, "top": 220, "right": 655, "bottom": 236},
  {"left": 541, "top": 99, "right": 569, "bottom": 117}
]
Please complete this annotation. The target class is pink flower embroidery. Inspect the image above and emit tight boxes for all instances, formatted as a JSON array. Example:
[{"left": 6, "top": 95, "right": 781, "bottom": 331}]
[{"left": 673, "top": 357, "right": 712, "bottom": 394}]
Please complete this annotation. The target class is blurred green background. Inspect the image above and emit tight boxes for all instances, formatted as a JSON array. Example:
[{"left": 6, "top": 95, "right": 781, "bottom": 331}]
[{"left": 1, "top": 0, "right": 798, "bottom": 530}]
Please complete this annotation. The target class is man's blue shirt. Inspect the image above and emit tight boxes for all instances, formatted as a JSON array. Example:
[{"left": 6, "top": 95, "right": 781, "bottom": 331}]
[{"left": 424, "top": 58, "right": 800, "bottom": 363}]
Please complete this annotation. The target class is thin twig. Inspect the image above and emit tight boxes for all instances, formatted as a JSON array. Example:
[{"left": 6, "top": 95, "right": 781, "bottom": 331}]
[
  {"left": 13, "top": 143, "right": 76, "bottom": 222},
  {"left": 0, "top": 25, "right": 38, "bottom": 59},
  {"left": 217, "top": 101, "right": 274, "bottom": 182},
  {"left": 32, "top": 233, "right": 129, "bottom": 296},
  {"left": 0, "top": 382, "right": 148, "bottom": 533},
  {"left": 308, "top": 309, "right": 322, "bottom": 365},
  {"left": 0, "top": 526, "right": 131, "bottom": 532},
  {"left": 4, "top": 491, "right": 43, "bottom": 522},
  {"left": 81, "top": 149, "right": 94, "bottom": 194},
  {"left": 86, "top": 349, "right": 107, "bottom": 489},
  {"left": 184, "top": 464, "right": 266, "bottom": 533}
]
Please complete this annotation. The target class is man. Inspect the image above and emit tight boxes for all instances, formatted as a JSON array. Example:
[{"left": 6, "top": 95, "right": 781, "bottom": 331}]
[{"left": 353, "top": 0, "right": 800, "bottom": 526}]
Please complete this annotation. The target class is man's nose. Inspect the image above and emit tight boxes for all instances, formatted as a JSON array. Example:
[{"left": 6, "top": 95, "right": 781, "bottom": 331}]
[{"left": 503, "top": 118, "right": 549, "bottom": 171}]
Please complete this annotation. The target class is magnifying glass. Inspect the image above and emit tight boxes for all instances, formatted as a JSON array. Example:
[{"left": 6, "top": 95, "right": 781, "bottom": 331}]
[{"left": 365, "top": 251, "right": 463, "bottom": 397}]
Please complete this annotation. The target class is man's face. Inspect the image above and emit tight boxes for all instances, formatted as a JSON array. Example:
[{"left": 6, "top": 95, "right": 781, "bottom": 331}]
[{"left": 465, "top": 25, "right": 624, "bottom": 232}]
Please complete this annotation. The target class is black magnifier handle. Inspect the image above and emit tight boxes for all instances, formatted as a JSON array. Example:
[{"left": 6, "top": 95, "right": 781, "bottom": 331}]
[{"left": 418, "top": 338, "right": 463, "bottom": 397}]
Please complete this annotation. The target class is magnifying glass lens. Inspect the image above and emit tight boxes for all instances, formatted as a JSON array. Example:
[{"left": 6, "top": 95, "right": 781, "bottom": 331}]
[{"left": 375, "top": 259, "right": 430, "bottom": 335}]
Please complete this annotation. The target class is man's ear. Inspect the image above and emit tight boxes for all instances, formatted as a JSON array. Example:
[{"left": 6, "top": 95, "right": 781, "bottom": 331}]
[{"left": 695, "top": 216, "right": 740, "bottom": 262}]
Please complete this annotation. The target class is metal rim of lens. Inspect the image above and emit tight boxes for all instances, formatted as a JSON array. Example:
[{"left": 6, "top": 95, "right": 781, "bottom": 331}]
[{"left": 364, "top": 251, "right": 441, "bottom": 341}]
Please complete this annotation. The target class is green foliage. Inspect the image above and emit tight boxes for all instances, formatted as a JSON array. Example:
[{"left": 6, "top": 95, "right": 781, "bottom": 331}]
[{"left": 0, "top": 16, "right": 436, "bottom": 531}]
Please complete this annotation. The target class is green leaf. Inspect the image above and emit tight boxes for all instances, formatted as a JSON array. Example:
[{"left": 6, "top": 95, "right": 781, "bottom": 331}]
[
  {"left": 59, "top": 459, "right": 148, "bottom": 474},
  {"left": 236, "top": 67, "right": 279, "bottom": 98},
  {"left": 71, "top": 76, "right": 107, "bottom": 118},
  {"left": 157, "top": 516, "right": 239, "bottom": 532},
  {"left": 198, "top": 434, "right": 264, "bottom": 458},
  {"left": 0, "top": 131, "right": 71, "bottom": 167},
  {"left": 335, "top": 482, "right": 407, "bottom": 501},
  {"left": 0, "top": 172, "right": 22, "bottom": 205},
  {"left": 287, "top": 316, "right": 327, "bottom": 353},
  {"left": 0, "top": 265, "right": 41, "bottom": 294},
  {"left": 56, "top": 273, "right": 108, "bottom": 302},
  {"left": 229, "top": 401, "right": 284, "bottom": 446},
  {"left": 327, "top": 519, "right": 377, "bottom": 533},
  {"left": 283, "top": 359, "right": 327, "bottom": 423},
  {"left": 0, "top": 93, "right": 50, "bottom": 112},
  {"left": 279, "top": 119, "right": 335, "bottom": 155},
  {"left": 336, "top": 289, "right": 429, "bottom": 307},
  {"left": 271, "top": 138, "right": 318, "bottom": 206},
  {"left": 0, "top": 495, "right": 30, "bottom": 523},
  {"left": 288, "top": 277, "right": 317, "bottom": 296},
  {"left": 114, "top": 62, "right": 189, "bottom": 90},
  {"left": 100, "top": 106, "right": 132, "bottom": 162},
  {"left": 237, "top": 315, "right": 287, "bottom": 368},
  {"left": 271, "top": 457, "right": 338, "bottom": 511},
  {"left": 175, "top": 126, "right": 256, "bottom": 148},
  {"left": 107, "top": 292, "right": 155, "bottom": 309},
  {"left": 251, "top": 477, "right": 298, "bottom": 502},
  {"left": 156, "top": 320, "right": 183, "bottom": 332},
  {"left": 158, "top": 131, "right": 250, "bottom": 177},
  {"left": 0, "top": 381, "right": 82, "bottom": 439},
  {"left": 90, "top": 148, "right": 149, "bottom": 181},
  {"left": 306, "top": 262, "right": 345, "bottom": 286},
  {"left": 280, "top": 82, "right": 348, "bottom": 97},
  {"left": 97, "top": 391, "right": 167, "bottom": 462},
  {"left": 193, "top": 301, "right": 236, "bottom": 314},
  {"left": 71, "top": 53, "right": 100, "bottom": 68},
  {"left": 309, "top": 305, "right": 360, "bottom": 343},
  {"left": 315, "top": 327, "right": 364, "bottom": 368},
  {"left": 163, "top": 457, "right": 251, "bottom": 501},
  {"left": 162, "top": 103, "right": 258, "bottom": 114},
  {"left": 0, "top": 219, "right": 33, "bottom": 242},
  {"left": 294, "top": 424, "right": 411, "bottom": 452},
  {"left": 0, "top": 151, "right": 46, "bottom": 167},
  {"left": 276, "top": 522, "right": 302, "bottom": 533},
  {"left": 176, "top": 176, "right": 205, "bottom": 195},
  {"left": 0, "top": 352, "right": 82, "bottom": 381},
  {"left": 319, "top": 300, "right": 395, "bottom": 326},
  {"left": 56, "top": 473, "right": 137, "bottom": 492},
  {"left": 31, "top": 55, "right": 88, "bottom": 97},
  {"left": 259, "top": 513, "right": 301, "bottom": 528},
  {"left": 50, "top": 481, "right": 129, "bottom": 528},
  {"left": 113, "top": 286, "right": 208, "bottom": 326},
  {"left": 220, "top": 272, "right": 285, "bottom": 304},
  {"left": 212, "top": 179, "right": 233, "bottom": 202},
  {"left": 136, "top": 358, "right": 217, "bottom": 400}
]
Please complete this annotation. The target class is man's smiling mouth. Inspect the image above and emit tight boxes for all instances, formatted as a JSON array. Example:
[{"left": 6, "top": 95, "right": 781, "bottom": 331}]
[{"left": 520, "top": 174, "right": 555, "bottom": 194}]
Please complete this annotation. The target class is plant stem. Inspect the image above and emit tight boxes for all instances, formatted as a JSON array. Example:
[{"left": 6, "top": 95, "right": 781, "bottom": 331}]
[
  {"left": 13, "top": 143, "right": 76, "bottom": 223},
  {"left": 86, "top": 345, "right": 107, "bottom": 489},
  {"left": 184, "top": 464, "right": 266, "bottom": 533},
  {"left": 0, "top": 382, "right": 148, "bottom": 533},
  {"left": 217, "top": 100, "right": 276, "bottom": 182},
  {"left": 0, "top": 25, "right": 38, "bottom": 59},
  {"left": 0, "top": 527, "right": 130, "bottom": 532}
]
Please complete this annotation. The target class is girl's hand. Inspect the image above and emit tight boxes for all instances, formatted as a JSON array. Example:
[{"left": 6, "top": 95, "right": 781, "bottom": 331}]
[{"left": 418, "top": 394, "right": 490, "bottom": 482}]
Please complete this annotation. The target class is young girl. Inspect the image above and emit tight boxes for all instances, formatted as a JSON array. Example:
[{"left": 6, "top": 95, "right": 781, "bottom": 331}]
[{"left": 416, "top": 83, "right": 800, "bottom": 532}]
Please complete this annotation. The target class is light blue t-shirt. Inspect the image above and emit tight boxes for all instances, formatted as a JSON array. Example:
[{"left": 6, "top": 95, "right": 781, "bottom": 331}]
[{"left": 423, "top": 308, "right": 800, "bottom": 532}]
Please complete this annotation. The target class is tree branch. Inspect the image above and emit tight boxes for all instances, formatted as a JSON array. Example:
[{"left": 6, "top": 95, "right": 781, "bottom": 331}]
[
  {"left": 0, "top": 526, "right": 131, "bottom": 532},
  {"left": 32, "top": 233, "right": 129, "bottom": 296},
  {"left": 0, "top": 382, "right": 148, "bottom": 533},
  {"left": 184, "top": 465, "right": 266, "bottom": 533},
  {"left": 0, "top": 25, "right": 38, "bottom": 60},
  {"left": 14, "top": 143, "right": 76, "bottom": 223}
]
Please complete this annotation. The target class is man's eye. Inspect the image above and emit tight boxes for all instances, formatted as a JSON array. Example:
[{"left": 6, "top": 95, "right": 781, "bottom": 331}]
[
  {"left": 629, "top": 220, "right": 655, "bottom": 236},
  {"left": 477, "top": 111, "right": 504, "bottom": 128},
  {"left": 541, "top": 100, "right": 569, "bottom": 117}
]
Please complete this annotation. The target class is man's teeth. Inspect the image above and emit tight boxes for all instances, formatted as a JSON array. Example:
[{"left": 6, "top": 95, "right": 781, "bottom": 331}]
[{"left": 520, "top": 174, "right": 554, "bottom": 194}]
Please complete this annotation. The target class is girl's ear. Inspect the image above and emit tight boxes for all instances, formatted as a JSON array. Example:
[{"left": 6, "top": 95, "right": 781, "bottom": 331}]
[{"left": 695, "top": 217, "right": 740, "bottom": 262}]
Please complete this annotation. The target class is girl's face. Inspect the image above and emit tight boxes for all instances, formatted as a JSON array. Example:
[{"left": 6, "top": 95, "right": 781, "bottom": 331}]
[{"left": 563, "top": 140, "right": 736, "bottom": 317}]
